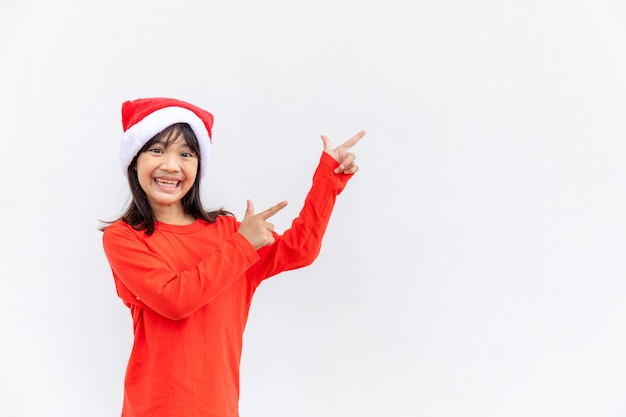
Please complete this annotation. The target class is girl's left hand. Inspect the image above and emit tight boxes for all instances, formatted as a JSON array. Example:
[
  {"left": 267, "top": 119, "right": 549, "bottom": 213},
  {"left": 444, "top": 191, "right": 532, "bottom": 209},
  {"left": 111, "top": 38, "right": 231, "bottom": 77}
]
[{"left": 321, "top": 130, "right": 365, "bottom": 175}]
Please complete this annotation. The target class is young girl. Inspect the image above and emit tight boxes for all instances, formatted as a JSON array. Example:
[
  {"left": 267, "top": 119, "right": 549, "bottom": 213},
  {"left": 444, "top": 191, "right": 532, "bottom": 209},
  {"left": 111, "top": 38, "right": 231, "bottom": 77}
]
[{"left": 102, "top": 97, "right": 364, "bottom": 417}]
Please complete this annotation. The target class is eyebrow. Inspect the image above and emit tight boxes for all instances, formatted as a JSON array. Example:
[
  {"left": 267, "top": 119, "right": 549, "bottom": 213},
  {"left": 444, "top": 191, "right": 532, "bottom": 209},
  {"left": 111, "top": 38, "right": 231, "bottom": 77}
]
[
  {"left": 153, "top": 139, "right": 192, "bottom": 150},
  {"left": 176, "top": 143, "right": 193, "bottom": 150}
]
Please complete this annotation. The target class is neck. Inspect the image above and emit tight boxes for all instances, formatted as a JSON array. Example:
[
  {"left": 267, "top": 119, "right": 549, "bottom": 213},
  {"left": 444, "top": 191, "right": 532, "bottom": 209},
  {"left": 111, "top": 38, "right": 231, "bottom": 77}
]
[{"left": 152, "top": 203, "right": 196, "bottom": 225}]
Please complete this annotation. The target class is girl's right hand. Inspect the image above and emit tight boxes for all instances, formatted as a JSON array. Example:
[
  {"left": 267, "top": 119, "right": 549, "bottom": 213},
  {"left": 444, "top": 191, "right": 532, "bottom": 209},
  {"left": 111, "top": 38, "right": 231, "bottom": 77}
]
[{"left": 237, "top": 199, "right": 288, "bottom": 249}]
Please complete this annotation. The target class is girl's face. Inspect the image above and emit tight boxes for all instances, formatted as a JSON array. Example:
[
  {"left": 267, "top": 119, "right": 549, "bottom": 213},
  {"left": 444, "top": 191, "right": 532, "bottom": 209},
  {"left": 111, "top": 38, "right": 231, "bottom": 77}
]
[{"left": 135, "top": 132, "right": 199, "bottom": 219}]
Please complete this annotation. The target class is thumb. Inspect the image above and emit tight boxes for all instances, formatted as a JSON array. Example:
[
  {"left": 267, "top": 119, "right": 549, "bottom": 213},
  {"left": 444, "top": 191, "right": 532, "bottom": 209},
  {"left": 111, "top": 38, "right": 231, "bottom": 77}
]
[
  {"left": 320, "top": 134, "right": 333, "bottom": 153},
  {"left": 244, "top": 199, "right": 254, "bottom": 219}
]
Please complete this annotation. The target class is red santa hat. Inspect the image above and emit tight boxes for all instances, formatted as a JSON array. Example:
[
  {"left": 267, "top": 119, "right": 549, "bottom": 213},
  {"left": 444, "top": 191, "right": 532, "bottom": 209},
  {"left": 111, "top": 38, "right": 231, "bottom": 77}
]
[{"left": 120, "top": 97, "right": 214, "bottom": 178}]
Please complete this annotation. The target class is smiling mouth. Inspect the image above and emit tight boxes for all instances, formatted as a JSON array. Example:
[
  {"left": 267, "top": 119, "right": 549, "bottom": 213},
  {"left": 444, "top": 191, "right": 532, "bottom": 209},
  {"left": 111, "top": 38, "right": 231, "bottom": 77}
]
[{"left": 154, "top": 178, "right": 181, "bottom": 189}]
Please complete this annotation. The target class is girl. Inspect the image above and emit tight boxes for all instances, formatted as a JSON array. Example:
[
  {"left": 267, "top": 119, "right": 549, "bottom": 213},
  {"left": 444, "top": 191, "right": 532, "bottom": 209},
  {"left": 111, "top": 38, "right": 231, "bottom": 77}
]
[{"left": 102, "top": 97, "right": 364, "bottom": 417}]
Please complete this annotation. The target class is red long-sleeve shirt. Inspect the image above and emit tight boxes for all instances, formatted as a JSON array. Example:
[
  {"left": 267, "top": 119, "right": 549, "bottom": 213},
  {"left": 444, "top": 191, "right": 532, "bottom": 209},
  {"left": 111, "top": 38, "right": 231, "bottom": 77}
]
[{"left": 102, "top": 152, "right": 351, "bottom": 417}]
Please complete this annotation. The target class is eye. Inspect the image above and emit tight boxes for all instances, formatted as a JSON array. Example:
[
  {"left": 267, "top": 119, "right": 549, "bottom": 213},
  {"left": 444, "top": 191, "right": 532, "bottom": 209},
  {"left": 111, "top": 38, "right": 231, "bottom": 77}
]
[
  {"left": 147, "top": 147, "right": 163, "bottom": 154},
  {"left": 181, "top": 151, "right": 196, "bottom": 158}
]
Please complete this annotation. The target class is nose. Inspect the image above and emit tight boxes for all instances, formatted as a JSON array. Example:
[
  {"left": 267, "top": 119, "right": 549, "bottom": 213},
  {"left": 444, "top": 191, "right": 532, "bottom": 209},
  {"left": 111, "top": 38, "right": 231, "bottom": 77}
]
[{"left": 159, "top": 151, "right": 181, "bottom": 172}]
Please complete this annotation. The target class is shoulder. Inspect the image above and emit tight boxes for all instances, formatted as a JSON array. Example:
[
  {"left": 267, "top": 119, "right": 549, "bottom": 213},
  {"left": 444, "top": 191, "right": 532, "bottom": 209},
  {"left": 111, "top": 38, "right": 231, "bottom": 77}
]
[
  {"left": 199, "top": 214, "right": 240, "bottom": 234},
  {"left": 103, "top": 220, "right": 135, "bottom": 235},
  {"left": 214, "top": 214, "right": 238, "bottom": 226},
  {"left": 102, "top": 221, "right": 143, "bottom": 247}
]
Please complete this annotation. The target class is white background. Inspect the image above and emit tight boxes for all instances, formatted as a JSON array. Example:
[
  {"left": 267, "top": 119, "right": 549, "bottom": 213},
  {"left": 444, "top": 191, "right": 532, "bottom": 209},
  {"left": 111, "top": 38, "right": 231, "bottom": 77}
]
[{"left": 1, "top": 0, "right": 626, "bottom": 416}]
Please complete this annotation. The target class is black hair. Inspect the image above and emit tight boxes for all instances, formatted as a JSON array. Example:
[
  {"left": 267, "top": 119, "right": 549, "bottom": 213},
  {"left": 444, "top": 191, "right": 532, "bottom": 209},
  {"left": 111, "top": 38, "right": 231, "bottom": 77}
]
[{"left": 100, "top": 123, "right": 231, "bottom": 235}]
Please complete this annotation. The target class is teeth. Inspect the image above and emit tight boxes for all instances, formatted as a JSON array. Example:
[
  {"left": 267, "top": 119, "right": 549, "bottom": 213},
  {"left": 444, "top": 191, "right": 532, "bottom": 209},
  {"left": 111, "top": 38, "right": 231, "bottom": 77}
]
[{"left": 155, "top": 179, "right": 179, "bottom": 187}]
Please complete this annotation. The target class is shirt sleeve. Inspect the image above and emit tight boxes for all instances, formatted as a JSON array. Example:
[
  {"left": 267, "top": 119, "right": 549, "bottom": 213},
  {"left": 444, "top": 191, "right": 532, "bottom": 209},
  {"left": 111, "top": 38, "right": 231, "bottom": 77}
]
[
  {"left": 246, "top": 151, "right": 353, "bottom": 284},
  {"left": 102, "top": 222, "right": 260, "bottom": 320}
]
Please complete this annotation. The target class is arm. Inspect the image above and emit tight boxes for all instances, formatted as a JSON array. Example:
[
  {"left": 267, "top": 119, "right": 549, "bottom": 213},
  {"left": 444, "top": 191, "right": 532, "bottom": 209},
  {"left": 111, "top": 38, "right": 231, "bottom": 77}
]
[
  {"left": 244, "top": 131, "right": 365, "bottom": 283},
  {"left": 102, "top": 221, "right": 259, "bottom": 320}
]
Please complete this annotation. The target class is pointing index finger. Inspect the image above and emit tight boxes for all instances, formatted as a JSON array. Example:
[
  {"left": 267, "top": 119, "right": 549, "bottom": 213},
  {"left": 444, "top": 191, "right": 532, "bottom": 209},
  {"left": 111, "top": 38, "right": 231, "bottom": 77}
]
[
  {"left": 256, "top": 200, "right": 288, "bottom": 220},
  {"left": 338, "top": 130, "right": 366, "bottom": 150}
]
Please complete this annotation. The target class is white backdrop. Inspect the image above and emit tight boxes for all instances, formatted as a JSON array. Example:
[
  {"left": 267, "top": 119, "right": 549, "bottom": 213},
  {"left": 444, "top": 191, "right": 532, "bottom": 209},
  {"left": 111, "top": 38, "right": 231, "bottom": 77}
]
[{"left": 1, "top": 0, "right": 626, "bottom": 416}]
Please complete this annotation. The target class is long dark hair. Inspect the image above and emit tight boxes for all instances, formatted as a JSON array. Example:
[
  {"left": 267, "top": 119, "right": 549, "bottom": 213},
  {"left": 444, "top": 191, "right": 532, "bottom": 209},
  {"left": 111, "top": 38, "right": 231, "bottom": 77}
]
[{"left": 101, "top": 123, "right": 231, "bottom": 235}]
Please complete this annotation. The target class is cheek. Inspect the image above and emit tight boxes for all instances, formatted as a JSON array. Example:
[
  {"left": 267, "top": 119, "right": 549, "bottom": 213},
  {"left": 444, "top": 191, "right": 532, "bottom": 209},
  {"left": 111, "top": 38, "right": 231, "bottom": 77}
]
[
  {"left": 185, "top": 161, "right": 199, "bottom": 182},
  {"left": 136, "top": 174, "right": 152, "bottom": 195},
  {"left": 134, "top": 160, "right": 152, "bottom": 189}
]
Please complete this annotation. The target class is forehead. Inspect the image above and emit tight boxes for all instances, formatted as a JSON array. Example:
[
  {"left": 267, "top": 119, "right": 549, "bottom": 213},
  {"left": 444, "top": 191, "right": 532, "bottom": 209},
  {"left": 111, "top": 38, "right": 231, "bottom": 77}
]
[{"left": 155, "top": 131, "right": 190, "bottom": 148}]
